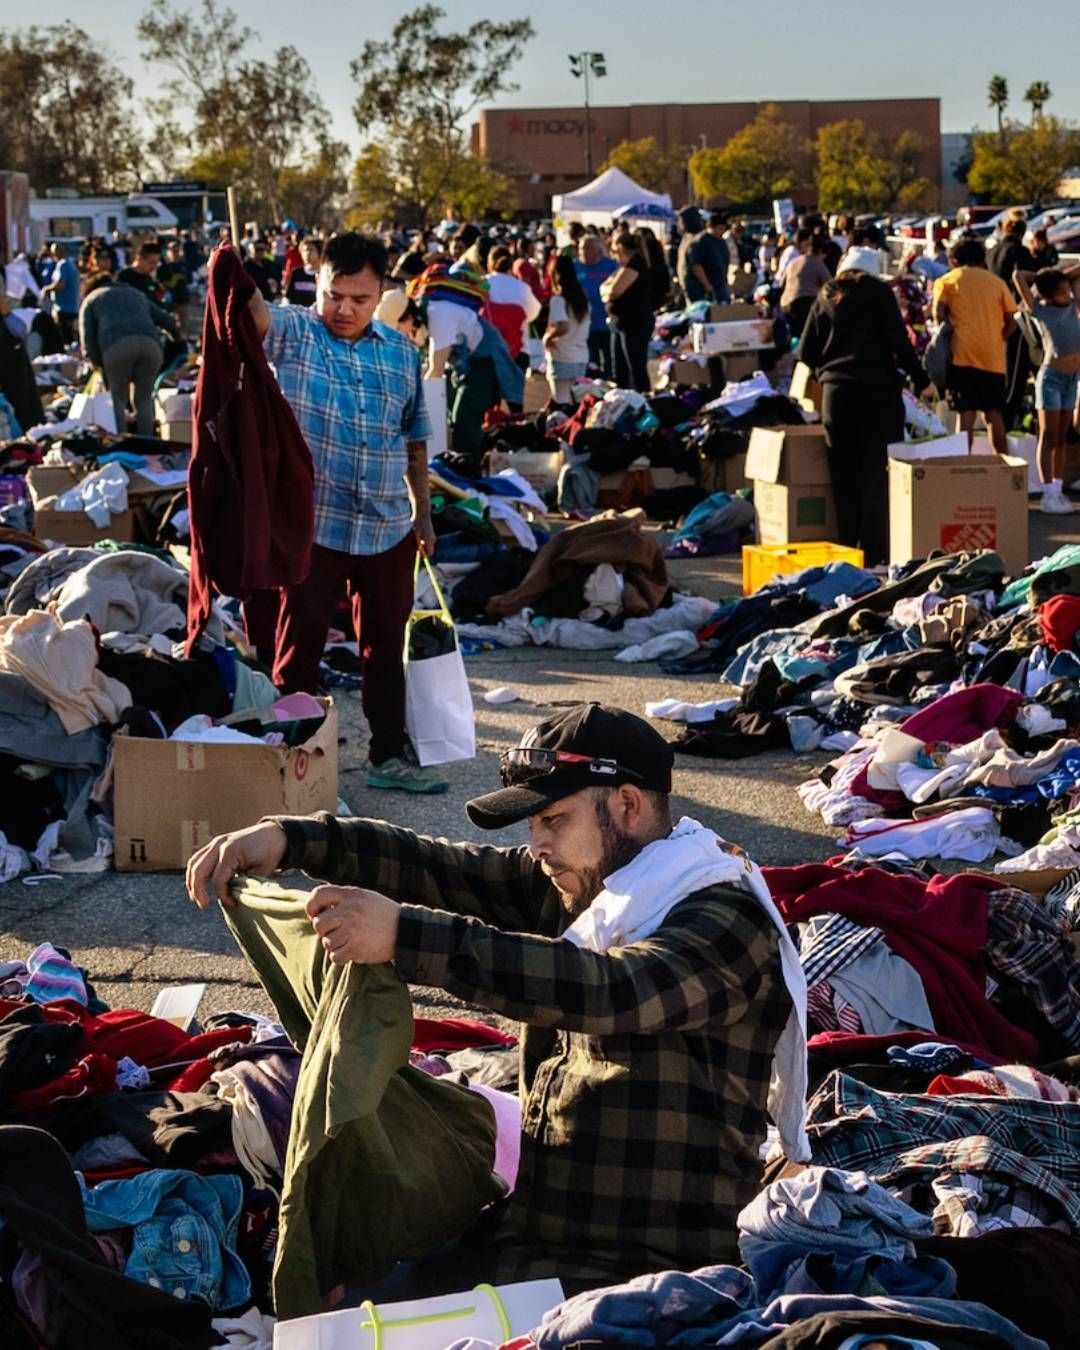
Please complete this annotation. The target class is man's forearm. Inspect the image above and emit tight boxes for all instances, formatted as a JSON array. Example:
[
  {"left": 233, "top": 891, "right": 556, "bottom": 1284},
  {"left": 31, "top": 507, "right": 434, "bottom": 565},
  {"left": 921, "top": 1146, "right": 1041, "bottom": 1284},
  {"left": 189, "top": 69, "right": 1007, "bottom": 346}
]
[
  {"left": 248, "top": 286, "right": 271, "bottom": 339},
  {"left": 405, "top": 439, "right": 431, "bottom": 521},
  {"left": 394, "top": 902, "right": 766, "bottom": 1036},
  {"left": 265, "top": 812, "right": 547, "bottom": 927}
]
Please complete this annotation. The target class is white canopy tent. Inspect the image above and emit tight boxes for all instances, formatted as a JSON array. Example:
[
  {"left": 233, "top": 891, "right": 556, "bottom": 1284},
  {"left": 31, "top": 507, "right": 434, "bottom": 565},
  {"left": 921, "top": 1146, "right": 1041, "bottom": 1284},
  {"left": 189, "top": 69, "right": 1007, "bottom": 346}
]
[{"left": 552, "top": 167, "right": 674, "bottom": 242}]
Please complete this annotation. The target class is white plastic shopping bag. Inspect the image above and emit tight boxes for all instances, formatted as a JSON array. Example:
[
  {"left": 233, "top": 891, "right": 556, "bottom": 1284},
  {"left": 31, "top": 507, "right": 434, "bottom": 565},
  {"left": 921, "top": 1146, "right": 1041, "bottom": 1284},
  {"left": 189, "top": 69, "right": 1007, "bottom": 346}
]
[
  {"left": 68, "top": 390, "right": 118, "bottom": 434},
  {"left": 404, "top": 553, "right": 476, "bottom": 766},
  {"left": 273, "top": 1278, "right": 564, "bottom": 1350}
]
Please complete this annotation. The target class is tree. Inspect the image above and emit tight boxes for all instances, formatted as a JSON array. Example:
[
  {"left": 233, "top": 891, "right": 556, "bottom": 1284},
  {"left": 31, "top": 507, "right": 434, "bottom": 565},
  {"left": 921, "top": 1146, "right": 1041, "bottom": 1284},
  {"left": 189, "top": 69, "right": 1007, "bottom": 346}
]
[
  {"left": 0, "top": 25, "right": 141, "bottom": 193},
  {"left": 348, "top": 139, "right": 515, "bottom": 228},
  {"left": 988, "top": 74, "right": 1009, "bottom": 133},
  {"left": 814, "top": 119, "right": 932, "bottom": 213},
  {"left": 689, "top": 104, "right": 804, "bottom": 207},
  {"left": 279, "top": 144, "right": 350, "bottom": 229},
  {"left": 1025, "top": 80, "right": 1052, "bottom": 122},
  {"left": 139, "top": 0, "right": 344, "bottom": 222},
  {"left": 137, "top": 0, "right": 251, "bottom": 161},
  {"left": 350, "top": 5, "right": 533, "bottom": 225},
  {"left": 968, "top": 116, "right": 1080, "bottom": 205},
  {"left": 601, "top": 137, "right": 687, "bottom": 198}
]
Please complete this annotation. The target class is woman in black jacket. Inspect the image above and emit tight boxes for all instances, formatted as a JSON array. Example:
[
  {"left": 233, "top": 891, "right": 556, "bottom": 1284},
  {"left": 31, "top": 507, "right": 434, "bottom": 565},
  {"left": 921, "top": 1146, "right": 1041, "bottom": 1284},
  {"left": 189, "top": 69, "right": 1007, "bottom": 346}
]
[{"left": 798, "top": 247, "right": 927, "bottom": 566}]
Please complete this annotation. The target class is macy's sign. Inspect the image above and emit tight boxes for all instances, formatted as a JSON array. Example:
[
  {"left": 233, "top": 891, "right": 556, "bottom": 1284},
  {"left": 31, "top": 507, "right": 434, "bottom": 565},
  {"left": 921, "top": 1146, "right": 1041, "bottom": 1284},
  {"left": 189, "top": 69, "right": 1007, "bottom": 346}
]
[{"left": 508, "top": 114, "right": 595, "bottom": 136}]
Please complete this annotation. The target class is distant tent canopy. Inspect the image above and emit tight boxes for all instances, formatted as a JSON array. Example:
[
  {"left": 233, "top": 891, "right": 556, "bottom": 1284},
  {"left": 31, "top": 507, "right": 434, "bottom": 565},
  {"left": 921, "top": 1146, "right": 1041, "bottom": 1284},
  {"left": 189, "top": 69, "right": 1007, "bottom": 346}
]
[{"left": 552, "top": 167, "right": 674, "bottom": 240}]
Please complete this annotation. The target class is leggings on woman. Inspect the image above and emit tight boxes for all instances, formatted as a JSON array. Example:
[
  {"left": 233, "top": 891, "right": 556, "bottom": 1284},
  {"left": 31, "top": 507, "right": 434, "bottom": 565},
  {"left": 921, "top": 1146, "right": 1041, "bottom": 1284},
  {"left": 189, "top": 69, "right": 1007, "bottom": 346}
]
[{"left": 612, "top": 317, "right": 652, "bottom": 392}]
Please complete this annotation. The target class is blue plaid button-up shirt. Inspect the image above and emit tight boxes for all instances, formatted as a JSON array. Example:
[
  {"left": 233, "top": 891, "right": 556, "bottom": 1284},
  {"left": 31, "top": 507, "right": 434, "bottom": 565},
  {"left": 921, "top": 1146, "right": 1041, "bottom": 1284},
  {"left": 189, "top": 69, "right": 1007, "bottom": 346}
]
[{"left": 264, "top": 305, "right": 432, "bottom": 556}]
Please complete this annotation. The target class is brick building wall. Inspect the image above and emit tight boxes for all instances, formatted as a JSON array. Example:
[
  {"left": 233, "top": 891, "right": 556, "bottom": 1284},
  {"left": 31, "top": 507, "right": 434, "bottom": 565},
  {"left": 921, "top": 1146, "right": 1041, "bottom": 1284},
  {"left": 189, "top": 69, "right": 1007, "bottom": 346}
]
[{"left": 474, "top": 98, "right": 942, "bottom": 214}]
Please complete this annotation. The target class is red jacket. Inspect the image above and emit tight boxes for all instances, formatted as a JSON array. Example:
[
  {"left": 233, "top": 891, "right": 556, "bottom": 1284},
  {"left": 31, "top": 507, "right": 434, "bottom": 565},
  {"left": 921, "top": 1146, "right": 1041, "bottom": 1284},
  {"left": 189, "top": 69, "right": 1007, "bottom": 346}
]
[{"left": 185, "top": 245, "right": 314, "bottom": 654}]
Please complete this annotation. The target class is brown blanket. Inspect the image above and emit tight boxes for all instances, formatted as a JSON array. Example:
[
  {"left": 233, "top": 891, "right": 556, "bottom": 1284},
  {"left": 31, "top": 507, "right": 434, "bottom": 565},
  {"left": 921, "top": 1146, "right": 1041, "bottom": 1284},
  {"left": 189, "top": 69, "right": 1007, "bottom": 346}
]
[{"left": 486, "top": 509, "right": 669, "bottom": 619}]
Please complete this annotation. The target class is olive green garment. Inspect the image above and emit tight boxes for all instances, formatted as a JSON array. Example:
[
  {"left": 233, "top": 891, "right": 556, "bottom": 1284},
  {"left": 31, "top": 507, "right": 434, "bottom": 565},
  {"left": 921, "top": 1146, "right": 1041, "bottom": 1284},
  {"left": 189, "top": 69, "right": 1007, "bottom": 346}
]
[{"left": 223, "top": 876, "right": 504, "bottom": 1319}]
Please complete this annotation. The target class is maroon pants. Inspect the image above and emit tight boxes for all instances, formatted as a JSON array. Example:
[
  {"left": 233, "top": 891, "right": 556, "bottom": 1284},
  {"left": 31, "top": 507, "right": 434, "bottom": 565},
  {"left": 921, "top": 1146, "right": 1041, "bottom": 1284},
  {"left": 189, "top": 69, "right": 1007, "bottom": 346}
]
[{"left": 272, "top": 532, "right": 417, "bottom": 766}]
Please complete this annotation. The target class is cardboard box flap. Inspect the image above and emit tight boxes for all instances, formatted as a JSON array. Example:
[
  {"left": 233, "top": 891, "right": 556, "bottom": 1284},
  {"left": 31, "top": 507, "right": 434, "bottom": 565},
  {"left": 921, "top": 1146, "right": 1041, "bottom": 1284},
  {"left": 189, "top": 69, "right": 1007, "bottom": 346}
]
[
  {"left": 709, "top": 301, "right": 760, "bottom": 321},
  {"left": 115, "top": 700, "right": 338, "bottom": 871},
  {"left": 27, "top": 464, "right": 86, "bottom": 504},
  {"left": 746, "top": 425, "right": 830, "bottom": 485}
]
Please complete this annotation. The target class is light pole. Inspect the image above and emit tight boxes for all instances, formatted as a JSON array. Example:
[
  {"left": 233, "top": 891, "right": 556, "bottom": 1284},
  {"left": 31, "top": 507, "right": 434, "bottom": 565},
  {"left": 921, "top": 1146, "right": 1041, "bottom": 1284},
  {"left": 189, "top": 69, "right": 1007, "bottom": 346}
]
[{"left": 568, "top": 51, "right": 606, "bottom": 177}]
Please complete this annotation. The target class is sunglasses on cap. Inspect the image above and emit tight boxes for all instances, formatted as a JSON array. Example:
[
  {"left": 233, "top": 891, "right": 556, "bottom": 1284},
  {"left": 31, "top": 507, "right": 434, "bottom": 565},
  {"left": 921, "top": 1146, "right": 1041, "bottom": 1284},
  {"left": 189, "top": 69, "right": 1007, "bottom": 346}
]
[{"left": 499, "top": 747, "right": 645, "bottom": 787}]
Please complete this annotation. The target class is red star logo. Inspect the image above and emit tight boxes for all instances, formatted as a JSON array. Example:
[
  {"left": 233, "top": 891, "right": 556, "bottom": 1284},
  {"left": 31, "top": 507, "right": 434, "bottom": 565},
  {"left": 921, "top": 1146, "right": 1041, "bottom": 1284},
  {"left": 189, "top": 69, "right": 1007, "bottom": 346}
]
[{"left": 508, "top": 115, "right": 525, "bottom": 133}]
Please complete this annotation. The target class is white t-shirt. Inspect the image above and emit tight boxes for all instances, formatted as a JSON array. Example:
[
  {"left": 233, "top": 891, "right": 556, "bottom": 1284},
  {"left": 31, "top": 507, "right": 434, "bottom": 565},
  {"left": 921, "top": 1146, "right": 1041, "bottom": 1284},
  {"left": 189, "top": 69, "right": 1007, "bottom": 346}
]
[
  {"left": 485, "top": 271, "right": 542, "bottom": 323},
  {"left": 426, "top": 298, "right": 483, "bottom": 354},
  {"left": 548, "top": 294, "right": 590, "bottom": 365}
]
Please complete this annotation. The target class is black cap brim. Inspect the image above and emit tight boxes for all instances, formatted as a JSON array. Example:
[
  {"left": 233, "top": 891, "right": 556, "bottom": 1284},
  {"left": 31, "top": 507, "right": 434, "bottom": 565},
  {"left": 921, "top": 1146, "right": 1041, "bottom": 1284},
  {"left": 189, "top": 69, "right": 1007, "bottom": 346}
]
[{"left": 466, "top": 772, "right": 590, "bottom": 830}]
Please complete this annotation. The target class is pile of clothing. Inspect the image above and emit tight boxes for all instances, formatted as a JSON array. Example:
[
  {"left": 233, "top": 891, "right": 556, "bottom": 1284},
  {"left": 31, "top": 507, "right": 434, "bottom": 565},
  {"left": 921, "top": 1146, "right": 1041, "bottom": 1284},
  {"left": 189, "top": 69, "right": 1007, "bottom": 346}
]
[
  {"left": 0, "top": 927, "right": 521, "bottom": 1347},
  {"left": 0, "top": 423, "right": 192, "bottom": 546},
  {"left": 482, "top": 376, "right": 806, "bottom": 538},
  {"left": 449, "top": 508, "right": 718, "bottom": 656},
  {"left": 455, "top": 852, "right": 1080, "bottom": 1350},
  {"left": 651, "top": 545, "right": 1080, "bottom": 869},
  {"left": 0, "top": 540, "right": 328, "bottom": 882}
]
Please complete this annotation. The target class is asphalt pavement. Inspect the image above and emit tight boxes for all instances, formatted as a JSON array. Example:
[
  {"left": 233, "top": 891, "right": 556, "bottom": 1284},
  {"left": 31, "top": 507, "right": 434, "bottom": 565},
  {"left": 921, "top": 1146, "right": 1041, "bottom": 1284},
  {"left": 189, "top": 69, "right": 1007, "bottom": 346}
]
[{"left": 2, "top": 506, "right": 1074, "bottom": 1023}]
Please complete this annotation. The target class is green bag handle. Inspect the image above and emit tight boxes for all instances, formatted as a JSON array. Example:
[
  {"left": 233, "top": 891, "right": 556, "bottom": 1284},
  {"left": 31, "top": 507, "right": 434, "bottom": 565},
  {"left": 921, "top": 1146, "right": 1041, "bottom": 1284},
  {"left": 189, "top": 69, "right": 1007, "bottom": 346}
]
[
  {"left": 412, "top": 550, "right": 453, "bottom": 624},
  {"left": 358, "top": 1283, "right": 511, "bottom": 1348}
]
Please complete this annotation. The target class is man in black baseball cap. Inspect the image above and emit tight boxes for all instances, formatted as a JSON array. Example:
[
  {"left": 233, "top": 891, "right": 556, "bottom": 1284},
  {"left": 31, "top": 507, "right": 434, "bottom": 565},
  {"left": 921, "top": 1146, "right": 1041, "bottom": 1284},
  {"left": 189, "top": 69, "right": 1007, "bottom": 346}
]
[
  {"left": 186, "top": 702, "right": 793, "bottom": 1292},
  {"left": 464, "top": 704, "right": 676, "bottom": 915}
]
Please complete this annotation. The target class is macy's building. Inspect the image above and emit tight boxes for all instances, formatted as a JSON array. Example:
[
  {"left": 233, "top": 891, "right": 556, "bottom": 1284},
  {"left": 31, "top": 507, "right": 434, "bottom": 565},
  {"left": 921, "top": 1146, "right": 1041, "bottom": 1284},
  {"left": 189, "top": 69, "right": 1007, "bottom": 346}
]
[{"left": 472, "top": 98, "right": 942, "bottom": 215}]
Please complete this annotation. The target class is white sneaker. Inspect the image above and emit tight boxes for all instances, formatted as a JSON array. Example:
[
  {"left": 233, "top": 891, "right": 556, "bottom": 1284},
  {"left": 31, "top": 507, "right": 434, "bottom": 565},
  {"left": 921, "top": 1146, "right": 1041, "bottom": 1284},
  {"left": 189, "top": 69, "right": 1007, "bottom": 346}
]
[
  {"left": 1042, "top": 490, "right": 1073, "bottom": 514},
  {"left": 1052, "top": 489, "right": 1074, "bottom": 513}
]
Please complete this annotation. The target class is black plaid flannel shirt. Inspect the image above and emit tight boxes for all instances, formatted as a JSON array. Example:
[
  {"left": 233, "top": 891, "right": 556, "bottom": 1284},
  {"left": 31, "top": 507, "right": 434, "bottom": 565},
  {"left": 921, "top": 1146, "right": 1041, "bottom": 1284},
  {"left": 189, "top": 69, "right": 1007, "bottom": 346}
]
[{"left": 272, "top": 811, "right": 791, "bottom": 1284}]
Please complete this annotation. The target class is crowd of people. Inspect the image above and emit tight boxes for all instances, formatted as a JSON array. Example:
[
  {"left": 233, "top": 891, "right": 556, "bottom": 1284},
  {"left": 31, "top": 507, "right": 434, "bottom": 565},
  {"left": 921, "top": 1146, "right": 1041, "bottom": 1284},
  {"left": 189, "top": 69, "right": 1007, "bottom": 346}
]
[{"left": 2, "top": 173, "right": 1080, "bottom": 1347}]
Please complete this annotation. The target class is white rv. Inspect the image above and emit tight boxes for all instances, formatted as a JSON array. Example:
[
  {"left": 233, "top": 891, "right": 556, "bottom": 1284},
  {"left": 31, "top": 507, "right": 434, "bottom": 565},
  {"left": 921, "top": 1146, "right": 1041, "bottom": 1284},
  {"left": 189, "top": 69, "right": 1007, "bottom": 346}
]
[{"left": 28, "top": 192, "right": 179, "bottom": 248}]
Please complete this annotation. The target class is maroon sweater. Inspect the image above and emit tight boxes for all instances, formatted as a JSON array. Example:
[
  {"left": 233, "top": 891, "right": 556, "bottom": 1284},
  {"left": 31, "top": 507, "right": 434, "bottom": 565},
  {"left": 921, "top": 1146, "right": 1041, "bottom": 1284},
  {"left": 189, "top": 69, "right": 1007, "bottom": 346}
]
[{"left": 185, "top": 245, "right": 314, "bottom": 654}]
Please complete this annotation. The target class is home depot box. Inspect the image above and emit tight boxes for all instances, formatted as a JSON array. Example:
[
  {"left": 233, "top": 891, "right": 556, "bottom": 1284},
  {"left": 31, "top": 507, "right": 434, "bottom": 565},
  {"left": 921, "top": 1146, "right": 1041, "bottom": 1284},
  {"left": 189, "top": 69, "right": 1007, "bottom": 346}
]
[
  {"left": 27, "top": 465, "right": 134, "bottom": 545},
  {"left": 746, "top": 425, "right": 836, "bottom": 544},
  {"left": 691, "top": 318, "right": 774, "bottom": 355},
  {"left": 114, "top": 701, "right": 338, "bottom": 872},
  {"left": 788, "top": 361, "right": 823, "bottom": 413},
  {"left": 888, "top": 444, "right": 1028, "bottom": 574}
]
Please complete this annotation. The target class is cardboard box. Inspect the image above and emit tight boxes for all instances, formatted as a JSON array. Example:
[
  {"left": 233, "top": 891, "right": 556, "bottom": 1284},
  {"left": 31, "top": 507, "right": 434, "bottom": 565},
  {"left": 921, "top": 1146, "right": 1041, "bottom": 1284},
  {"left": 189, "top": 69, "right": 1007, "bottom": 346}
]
[
  {"left": 1006, "top": 433, "right": 1042, "bottom": 494},
  {"left": 664, "top": 356, "right": 711, "bottom": 387},
  {"left": 487, "top": 446, "right": 564, "bottom": 498},
  {"left": 595, "top": 465, "right": 696, "bottom": 507},
  {"left": 114, "top": 700, "right": 339, "bottom": 872},
  {"left": 28, "top": 465, "right": 134, "bottom": 545},
  {"left": 691, "top": 319, "right": 774, "bottom": 355},
  {"left": 746, "top": 425, "right": 836, "bottom": 545},
  {"left": 155, "top": 390, "right": 192, "bottom": 422},
  {"left": 708, "top": 302, "right": 761, "bottom": 322},
  {"left": 697, "top": 450, "right": 749, "bottom": 495},
  {"left": 157, "top": 420, "right": 193, "bottom": 444},
  {"left": 722, "top": 351, "right": 761, "bottom": 383},
  {"left": 788, "top": 361, "right": 823, "bottom": 413},
  {"left": 888, "top": 444, "right": 1028, "bottom": 574}
]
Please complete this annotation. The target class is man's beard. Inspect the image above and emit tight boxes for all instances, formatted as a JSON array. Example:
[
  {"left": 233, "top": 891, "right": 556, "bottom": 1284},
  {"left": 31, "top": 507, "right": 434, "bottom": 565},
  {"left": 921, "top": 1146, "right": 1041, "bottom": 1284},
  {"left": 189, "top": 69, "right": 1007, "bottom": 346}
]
[{"left": 552, "top": 797, "right": 643, "bottom": 918}]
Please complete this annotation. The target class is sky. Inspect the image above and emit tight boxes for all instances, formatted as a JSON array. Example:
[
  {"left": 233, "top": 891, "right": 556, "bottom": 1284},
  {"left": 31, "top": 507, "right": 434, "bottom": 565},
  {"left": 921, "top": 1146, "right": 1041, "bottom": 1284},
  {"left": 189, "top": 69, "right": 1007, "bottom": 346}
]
[{"left": 4, "top": 0, "right": 1080, "bottom": 152}]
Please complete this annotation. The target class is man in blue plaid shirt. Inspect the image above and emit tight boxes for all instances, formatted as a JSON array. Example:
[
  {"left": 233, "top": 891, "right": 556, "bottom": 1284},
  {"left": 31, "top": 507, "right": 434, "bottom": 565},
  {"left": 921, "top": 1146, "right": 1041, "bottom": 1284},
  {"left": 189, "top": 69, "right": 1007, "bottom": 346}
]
[{"left": 248, "top": 232, "right": 447, "bottom": 795}]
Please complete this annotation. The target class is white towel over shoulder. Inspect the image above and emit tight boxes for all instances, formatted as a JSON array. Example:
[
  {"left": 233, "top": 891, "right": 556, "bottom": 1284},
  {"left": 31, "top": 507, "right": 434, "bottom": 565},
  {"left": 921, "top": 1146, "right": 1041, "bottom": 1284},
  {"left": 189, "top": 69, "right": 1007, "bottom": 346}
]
[{"left": 563, "top": 817, "right": 810, "bottom": 1162}]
